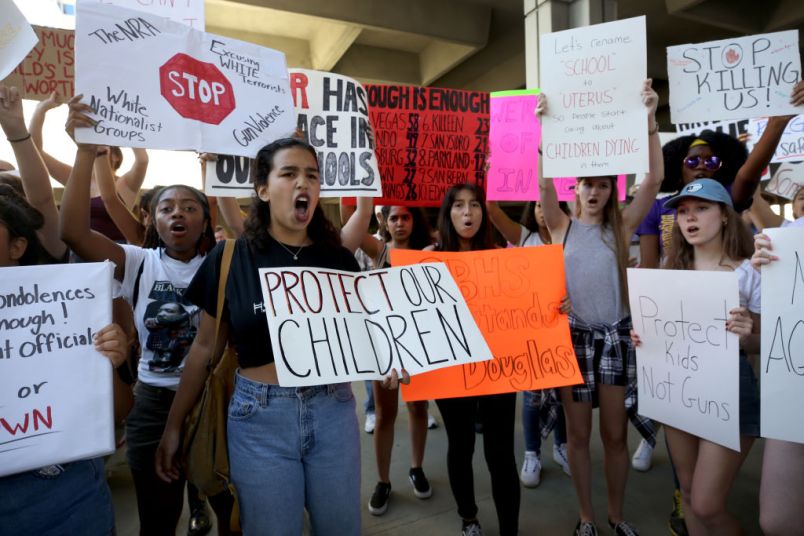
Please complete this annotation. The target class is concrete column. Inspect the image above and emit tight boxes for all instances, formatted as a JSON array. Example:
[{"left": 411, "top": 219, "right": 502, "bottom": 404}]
[{"left": 524, "top": 0, "right": 618, "bottom": 88}]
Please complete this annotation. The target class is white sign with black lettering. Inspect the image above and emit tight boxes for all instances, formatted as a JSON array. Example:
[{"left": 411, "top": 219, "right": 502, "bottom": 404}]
[
  {"left": 761, "top": 227, "right": 804, "bottom": 443},
  {"left": 628, "top": 268, "right": 740, "bottom": 451},
  {"left": 259, "top": 263, "right": 493, "bottom": 387},
  {"left": 0, "top": 262, "right": 114, "bottom": 477}
]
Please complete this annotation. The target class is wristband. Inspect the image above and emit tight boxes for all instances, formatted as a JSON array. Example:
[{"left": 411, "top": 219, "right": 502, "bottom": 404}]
[{"left": 7, "top": 133, "right": 31, "bottom": 143}]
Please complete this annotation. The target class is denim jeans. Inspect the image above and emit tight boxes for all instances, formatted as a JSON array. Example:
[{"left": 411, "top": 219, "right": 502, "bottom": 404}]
[
  {"left": 522, "top": 390, "right": 567, "bottom": 454},
  {"left": 363, "top": 379, "right": 375, "bottom": 414},
  {"left": 0, "top": 458, "right": 114, "bottom": 536},
  {"left": 228, "top": 372, "right": 361, "bottom": 535}
]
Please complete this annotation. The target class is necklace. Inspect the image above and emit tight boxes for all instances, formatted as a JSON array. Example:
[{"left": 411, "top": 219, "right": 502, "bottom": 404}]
[{"left": 276, "top": 240, "right": 305, "bottom": 260}]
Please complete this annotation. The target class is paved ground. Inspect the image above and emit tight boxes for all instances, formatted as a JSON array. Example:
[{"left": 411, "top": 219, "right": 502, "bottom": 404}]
[{"left": 109, "top": 386, "right": 763, "bottom": 535}]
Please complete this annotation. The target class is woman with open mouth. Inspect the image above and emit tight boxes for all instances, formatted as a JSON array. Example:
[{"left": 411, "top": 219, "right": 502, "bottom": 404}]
[
  {"left": 60, "top": 95, "right": 223, "bottom": 536},
  {"left": 536, "top": 79, "right": 664, "bottom": 536},
  {"left": 157, "top": 138, "right": 383, "bottom": 535},
  {"left": 424, "top": 183, "right": 519, "bottom": 536},
  {"left": 632, "top": 178, "right": 760, "bottom": 536}
]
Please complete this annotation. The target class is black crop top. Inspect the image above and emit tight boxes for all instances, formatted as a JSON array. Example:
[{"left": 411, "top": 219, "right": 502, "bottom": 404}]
[{"left": 185, "top": 236, "right": 360, "bottom": 369}]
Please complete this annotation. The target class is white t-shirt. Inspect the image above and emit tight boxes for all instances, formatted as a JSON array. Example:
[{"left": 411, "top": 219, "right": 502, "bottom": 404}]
[
  {"left": 120, "top": 245, "right": 205, "bottom": 388},
  {"left": 781, "top": 217, "right": 804, "bottom": 228},
  {"left": 518, "top": 225, "right": 545, "bottom": 247},
  {"left": 735, "top": 259, "right": 761, "bottom": 314}
]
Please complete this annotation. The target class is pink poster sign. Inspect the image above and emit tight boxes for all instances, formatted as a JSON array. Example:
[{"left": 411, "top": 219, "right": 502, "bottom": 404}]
[{"left": 486, "top": 90, "right": 541, "bottom": 201}]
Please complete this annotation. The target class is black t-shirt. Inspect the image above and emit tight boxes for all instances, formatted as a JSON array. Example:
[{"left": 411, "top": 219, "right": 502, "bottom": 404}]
[{"left": 185, "top": 236, "right": 360, "bottom": 368}]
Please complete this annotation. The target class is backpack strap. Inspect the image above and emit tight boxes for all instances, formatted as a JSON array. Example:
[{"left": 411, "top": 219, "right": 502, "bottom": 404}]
[
  {"left": 208, "top": 239, "right": 236, "bottom": 370},
  {"left": 562, "top": 220, "right": 573, "bottom": 249},
  {"left": 131, "top": 259, "right": 146, "bottom": 309}
]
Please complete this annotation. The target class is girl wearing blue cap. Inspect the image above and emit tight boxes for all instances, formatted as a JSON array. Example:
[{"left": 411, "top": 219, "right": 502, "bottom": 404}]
[
  {"left": 537, "top": 79, "right": 664, "bottom": 536},
  {"left": 632, "top": 178, "right": 759, "bottom": 536}
]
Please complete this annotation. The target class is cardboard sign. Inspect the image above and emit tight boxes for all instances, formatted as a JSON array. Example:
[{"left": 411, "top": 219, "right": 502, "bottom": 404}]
[
  {"left": 766, "top": 162, "right": 804, "bottom": 199},
  {"left": 747, "top": 115, "right": 804, "bottom": 163},
  {"left": 287, "top": 69, "right": 381, "bottom": 197},
  {"left": 539, "top": 16, "right": 648, "bottom": 177},
  {"left": 92, "top": 0, "right": 205, "bottom": 28},
  {"left": 258, "top": 263, "right": 492, "bottom": 387},
  {"left": 675, "top": 119, "right": 750, "bottom": 139},
  {"left": 486, "top": 89, "right": 541, "bottom": 201},
  {"left": 391, "top": 247, "right": 582, "bottom": 401},
  {"left": 364, "top": 83, "right": 490, "bottom": 206},
  {"left": 75, "top": 2, "right": 295, "bottom": 158},
  {"left": 0, "top": 0, "right": 38, "bottom": 80},
  {"left": 2, "top": 26, "right": 74, "bottom": 100},
  {"left": 667, "top": 30, "right": 802, "bottom": 124},
  {"left": 627, "top": 268, "right": 740, "bottom": 451},
  {"left": 761, "top": 227, "right": 804, "bottom": 443},
  {"left": 0, "top": 262, "right": 114, "bottom": 477}
]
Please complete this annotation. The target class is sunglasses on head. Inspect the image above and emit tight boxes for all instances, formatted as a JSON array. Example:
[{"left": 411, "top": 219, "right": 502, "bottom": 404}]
[{"left": 683, "top": 155, "right": 723, "bottom": 171}]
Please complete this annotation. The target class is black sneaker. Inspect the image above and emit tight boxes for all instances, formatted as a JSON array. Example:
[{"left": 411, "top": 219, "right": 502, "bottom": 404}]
[
  {"left": 462, "top": 520, "right": 483, "bottom": 536},
  {"left": 574, "top": 520, "right": 598, "bottom": 536},
  {"left": 608, "top": 520, "right": 639, "bottom": 536},
  {"left": 409, "top": 467, "right": 432, "bottom": 499},
  {"left": 368, "top": 481, "right": 391, "bottom": 516},
  {"left": 188, "top": 506, "right": 212, "bottom": 536}
]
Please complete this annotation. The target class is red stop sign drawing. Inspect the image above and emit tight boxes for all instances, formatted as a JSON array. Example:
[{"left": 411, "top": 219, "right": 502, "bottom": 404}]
[{"left": 159, "top": 53, "right": 235, "bottom": 125}]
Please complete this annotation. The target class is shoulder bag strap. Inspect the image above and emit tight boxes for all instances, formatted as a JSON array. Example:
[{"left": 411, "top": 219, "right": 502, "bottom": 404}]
[{"left": 208, "top": 239, "right": 235, "bottom": 369}]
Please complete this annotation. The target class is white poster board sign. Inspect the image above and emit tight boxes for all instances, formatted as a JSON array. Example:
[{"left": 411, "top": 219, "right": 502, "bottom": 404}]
[
  {"left": 747, "top": 115, "right": 804, "bottom": 163},
  {"left": 0, "top": 0, "right": 38, "bottom": 80},
  {"left": 89, "top": 0, "right": 205, "bottom": 28},
  {"left": 259, "top": 263, "right": 493, "bottom": 387},
  {"left": 668, "top": 30, "right": 801, "bottom": 124},
  {"left": 539, "top": 16, "right": 648, "bottom": 177},
  {"left": 627, "top": 268, "right": 741, "bottom": 451},
  {"left": 766, "top": 161, "right": 804, "bottom": 199},
  {"left": 205, "top": 154, "right": 252, "bottom": 197},
  {"left": 0, "top": 262, "right": 114, "bottom": 477},
  {"left": 761, "top": 227, "right": 804, "bottom": 443},
  {"left": 75, "top": 2, "right": 295, "bottom": 158}
]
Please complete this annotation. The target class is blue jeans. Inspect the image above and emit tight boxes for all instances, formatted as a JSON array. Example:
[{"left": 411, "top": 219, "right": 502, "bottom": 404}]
[
  {"left": 522, "top": 390, "right": 566, "bottom": 455},
  {"left": 0, "top": 458, "right": 114, "bottom": 535},
  {"left": 227, "top": 372, "right": 361, "bottom": 535},
  {"left": 363, "top": 379, "right": 375, "bottom": 414}
]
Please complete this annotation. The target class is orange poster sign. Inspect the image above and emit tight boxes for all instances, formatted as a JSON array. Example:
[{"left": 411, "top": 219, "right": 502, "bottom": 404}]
[{"left": 391, "top": 246, "right": 582, "bottom": 401}]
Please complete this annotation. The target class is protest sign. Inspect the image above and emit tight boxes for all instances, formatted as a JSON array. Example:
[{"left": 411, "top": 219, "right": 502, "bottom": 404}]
[
  {"left": 2, "top": 26, "right": 74, "bottom": 100},
  {"left": 667, "top": 30, "right": 801, "bottom": 124},
  {"left": 75, "top": 2, "right": 295, "bottom": 158},
  {"left": 0, "top": 0, "right": 38, "bottom": 81},
  {"left": 539, "top": 16, "right": 648, "bottom": 178},
  {"left": 288, "top": 69, "right": 381, "bottom": 197},
  {"left": 0, "top": 262, "right": 114, "bottom": 477},
  {"left": 391, "top": 247, "right": 582, "bottom": 401},
  {"left": 766, "top": 161, "right": 804, "bottom": 199},
  {"left": 364, "top": 83, "right": 489, "bottom": 207},
  {"left": 92, "top": 0, "right": 205, "bottom": 28},
  {"left": 486, "top": 89, "right": 541, "bottom": 201},
  {"left": 675, "top": 118, "right": 750, "bottom": 139},
  {"left": 627, "top": 268, "right": 740, "bottom": 451},
  {"left": 204, "top": 154, "right": 252, "bottom": 197},
  {"left": 258, "top": 263, "right": 492, "bottom": 387},
  {"left": 761, "top": 227, "right": 804, "bottom": 443},
  {"left": 747, "top": 115, "right": 804, "bottom": 163}
]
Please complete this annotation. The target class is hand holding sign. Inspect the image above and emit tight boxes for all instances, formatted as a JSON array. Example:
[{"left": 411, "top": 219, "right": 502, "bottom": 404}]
[{"left": 65, "top": 94, "right": 99, "bottom": 151}]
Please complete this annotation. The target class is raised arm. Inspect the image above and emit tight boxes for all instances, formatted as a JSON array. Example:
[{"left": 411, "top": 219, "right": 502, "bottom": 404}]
[
  {"left": 0, "top": 86, "right": 68, "bottom": 260},
  {"left": 28, "top": 92, "right": 74, "bottom": 185},
  {"left": 95, "top": 151, "right": 145, "bottom": 245},
  {"left": 340, "top": 196, "right": 373, "bottom": 253},
  {"left": 115, "top": 147, "right": 149, "bottom": 208},
  {"left": 748, "top": 188, "right": 785, "bottom": 230},
  {"left": 60, "top": 95, "right": 126, "bottom": 280},
  {"left": 731, "top": 81, "right": 804, "bottom": 208},
  {"left": 486, "top": 201, "right": 524, "bottom": 246},
  {"left": 622, "top": 79, "right": 664, "bottom": 237},
  {"left": 536, "top": 95, "right": 571, "bottom": 243}
]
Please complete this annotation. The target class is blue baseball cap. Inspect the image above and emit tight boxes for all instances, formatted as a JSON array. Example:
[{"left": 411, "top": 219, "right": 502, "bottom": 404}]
[{"left": 665, "top": 178, "right": 733, "bottom": 209}]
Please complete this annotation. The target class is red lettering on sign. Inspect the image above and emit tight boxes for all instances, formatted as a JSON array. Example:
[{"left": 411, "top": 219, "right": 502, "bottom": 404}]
[{"left": 159, "top": 53, "right": 235, "bottom": 125}]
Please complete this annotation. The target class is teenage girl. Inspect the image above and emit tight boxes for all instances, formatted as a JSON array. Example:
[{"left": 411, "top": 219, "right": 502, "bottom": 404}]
[
  {"left": 429, "top": 183, "right": 520, "bottom": 536},
  {"left": 632, "top": 178, "right": 760, "bottom": 535},
  {"left": 537, "top": 79, "right": 664, "bottom": 536}
]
